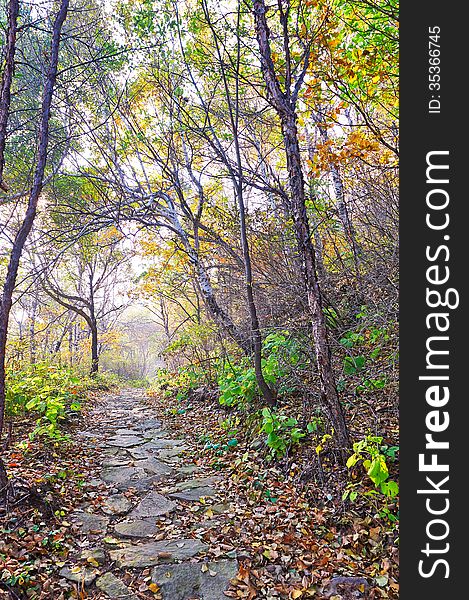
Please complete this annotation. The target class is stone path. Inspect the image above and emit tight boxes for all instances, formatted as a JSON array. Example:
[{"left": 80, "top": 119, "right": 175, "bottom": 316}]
[{"left": 61, "top": 390, "right": 237, "bottom": 599}]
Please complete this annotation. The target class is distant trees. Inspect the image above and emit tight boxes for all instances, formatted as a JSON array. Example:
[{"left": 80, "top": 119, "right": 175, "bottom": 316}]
[{"left": 41, "top": 230, "right": 131, "bottom": 374}]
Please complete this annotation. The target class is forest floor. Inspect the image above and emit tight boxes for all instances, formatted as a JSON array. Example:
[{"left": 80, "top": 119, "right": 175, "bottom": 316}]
[{"left": 0, "top": 389, "right": 399, "bottom": 600}]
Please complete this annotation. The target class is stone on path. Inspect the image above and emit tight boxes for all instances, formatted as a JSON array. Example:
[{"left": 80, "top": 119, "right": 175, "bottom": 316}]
[
  {"left": 96, "top": 572, "right": 139, "bottom": 600},
  {"left": 106, "top": 435, "right": 145, "bottom": 448},
  {"left": 151, "top": 559, "right": 238, "bottom": 600},
  {"left": 81, "top": 548, "right": 106, "bottom": 565},
  {"left": 134, "top": 457, "right": 173, "bottom": 477},
  {"left": 144, "top": 438, "right": 186, "bottom": 449},
  {"left": 109, "top": 539, "right": 208, "bottom": 568},
  {"left": 114, "top": 519, "right": 156, "bottom": 538},
  {"left": 115, "top": 428, "right": 142, "bottom": 436},
  {"left": 175, "top": 464, "right": 201, "bottom": 478},
  {"left": 168, "top": 486, "right": 217, "bottom": 502},
  {"left": 59, "top": 566, "right": 99, "bottom": 586},
  {"left": 171, "top": 476, "right": 221, "bottom": 491},
  {"left": 101, "top": 494, "right": 133, "bottom": 516},
  {"left": 71, "top": 510, "right": 109, "bottom": 534},
  {"left": 100, "top": 466, "right": 146, "bottom": 486},
  {"left": 128, "top": 491, "right": 177, "bottom": 519},
  {"left": 157, "top": 448, "right": 185, "bottom": 463},
  {"left": 135, "top": 419, "right": 161, "bottom": 431}
]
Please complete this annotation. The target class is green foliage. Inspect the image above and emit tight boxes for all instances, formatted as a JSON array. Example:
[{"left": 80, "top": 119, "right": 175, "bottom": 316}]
[
  {"left": 345, "top": 434, "right": 399, "bottom": 499},
  {"left": 339, "top": 306, "right": 393, "bottom": 393},
  {"left": 5, "top": 364, "right": 83, "bottom": 440},
  {"left": 218, "top": 331, "right": 303, "bottom": 407},
  {"left": 260, "top": 408, "right": 305, "bottom": 458},
  {"left": 218, "top": 361, "right": 258, "bottom": 407}
]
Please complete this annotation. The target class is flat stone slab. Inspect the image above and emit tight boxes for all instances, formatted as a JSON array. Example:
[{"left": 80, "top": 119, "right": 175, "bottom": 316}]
[
  {"left": 71, "top": 510, "right": 109, "bottom": 534},
  {"left": 134, "top": 457, "right": 173, "bottom": 477},
  {"left": 157, "top": 448, "right": 185, "bottom": 463},
  {"left": 100, "top": 466, "right": 146, "bottom": 485},
  {"left": 106, "top": 435, "right": 145, "bottom": 448},
  {"left": 135, "top": 419, "right": 161, "bottom": 431},
  {"left": 96, "top": 572, "right": 139, "bottom": 599},
  {"left": 102, "top": 457, "right": 132, "bottom": 468},
  {"left": 81, "top": 548, "right": 106, "bottom": 565},
  {"left": 115, "top": 428, "right": 142, "bottom": 436},
  {"left": 175, "top": 465, "right": 201, "bottom": 478},
  {"left": 151, "top": 559, "right": 238, "bottom": 599},
  {"left": 171, "top": 477, "right": 221, "bottom": 491},
  {"left": 59, "top": 566, "right": 99, "bottom": 586},
  {"left": 114, "top": 519, "right": 156, "bottom": 538},
  {"left": 109, "top": 539, "right": 208, "bottom": 568},
  {"left": 128, "top": 491, "right": 177, "bottom": 519},
  {"left": 168, "top": 486, "right": 217, "bottom": 502},
  {"left": 143, "top": 439, "right": 185, "bottom": 449},
  {"left": 102, "top": 494, "right": 133, "bottom": 516}
]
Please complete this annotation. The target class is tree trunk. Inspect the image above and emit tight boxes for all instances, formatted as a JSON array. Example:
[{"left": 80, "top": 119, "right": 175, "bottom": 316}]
[
  {"left": 253, "top": 0, "right": 349, "bottom": 448},
  {"left": 90, "top": 321, "right": 99, "bottom": 375},
  {"left": 204, "top": 0, "right": 275, "bottom": 406},
  {"left": 165, "top": 196, "right": 253, "bottom": 355},
  {"left": 0, "top": 0, "right": 70, "bottom": 443},
  {"left": 0, "top": 0, "right": 19, "bottom": 192}
]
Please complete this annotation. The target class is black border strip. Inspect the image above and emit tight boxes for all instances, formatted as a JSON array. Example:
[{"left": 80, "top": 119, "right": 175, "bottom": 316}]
[{"left": 400, "top": 3, "right": 464, "bottom": 596}]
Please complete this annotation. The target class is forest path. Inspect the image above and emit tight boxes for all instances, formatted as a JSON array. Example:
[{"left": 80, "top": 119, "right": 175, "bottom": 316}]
[{"left": 62, "top": 389, "right": 237, "bottom": 599}]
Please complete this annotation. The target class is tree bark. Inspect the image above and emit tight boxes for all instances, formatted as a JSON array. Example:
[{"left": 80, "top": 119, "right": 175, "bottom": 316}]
[
  {"left": 90, "top": 321, "right": 99, "bottom": 374},
  {"left": 0, "top": 0, "right": 19, "bottom": 192},
  {"left": 203, "top": 0, "right": 275, "bottom": 406},
  {"left": 253, "top": 0, "right": 349, "bottom": 448},
  {"left": 0, "top": 0, "right": 70, "bottom": 476}
]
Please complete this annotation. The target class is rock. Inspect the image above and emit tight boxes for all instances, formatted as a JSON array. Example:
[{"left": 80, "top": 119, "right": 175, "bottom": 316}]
[
  {"left": 96, "top": 572, "right": 139, "bottom": 599},
  {"left": 157, "top": 448, "right": 185, "bottom": 463},
  {"left": 170, "top": 476, "right": 221, "bottom": 491},
  {"left": 109, "top": 539, "right": 208, "bottom": 568},
  {"left": 71, "top": 510, "right": 109, "bottom": 534},
  {"left": 150, "top": 563, "right": 199, "bottom": 599},
  {"left": 106, "top": 435, "right": 145, "bottom": 448},
  {"left": 211, "top": 503, "right": 230, "bottom": 514},
  {"left": 100, "top": 466, "right": 146, "bottom": 485},
  {"left": 102, "top": 494, "right": 133, "bottom": 515},
  {"left": 114, "top": 519, "right": 156, "bottom": 538},
  {"left": 59, "top": 566, "right": 99, "bottom": 586},
  {"left": 168, "top": 486, "right": 216, "bottom": 502},
  {"left": 81, "top": 548, "right": 106, "bottom": 565},
  {"left": 135, "top": 418, "right": 161, "bottom": 431},
  {"left": 322, "top": 576, "right": 369, "bottom": 599},
  {"left": 115, "top": 428, "right": 142, "bottom": 436},
  {"left": 128, "top": 491, "right": 177, "bottom": 519},
  {"left": 175, "top": 464, "right": 201, "bottom": 478},
  {"left": 123, "top": 475, "right": 162, "bottom": 492},
  {"left": 134, "top": 457, "right": 173, "bottom": 477},
  {"left": 151, "top": 559, "right": 238, "bottom": 599},
  {"left": 102, "top": 457, "right": 132, "bottom": 468}
]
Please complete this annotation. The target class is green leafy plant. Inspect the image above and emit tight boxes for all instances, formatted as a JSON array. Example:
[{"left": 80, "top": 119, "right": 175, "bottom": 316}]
[
  {"left": 345, "top": 434, "right": 399, "bottom": 499},
  {"left": 260, "top": 408, "right": 305, "bottom": 458},
  {"left": 5, "top": 363, "right": 83, "bottom": 439}
]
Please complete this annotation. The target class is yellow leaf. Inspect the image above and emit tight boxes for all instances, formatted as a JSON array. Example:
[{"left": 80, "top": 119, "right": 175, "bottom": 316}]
[
  {"left": 292, "top": 590, "right": 304, "bottom": 599},
  {"left": 148, "top": 583, "right": 160, "bottom": 593}
]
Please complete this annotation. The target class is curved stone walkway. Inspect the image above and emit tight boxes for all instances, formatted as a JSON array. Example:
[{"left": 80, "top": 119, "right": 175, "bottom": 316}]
[{"left": 61, "top": 390, "right": 237, "bottom": 599}]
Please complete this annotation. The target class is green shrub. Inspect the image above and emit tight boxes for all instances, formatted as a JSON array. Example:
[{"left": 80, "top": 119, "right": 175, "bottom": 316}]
[
  {"left": 260, "top": 407, "right": 305, "bottom": 458},
  {"left": 5, "top": 363, "right": 83, "bottom": 439},
  {"left": 344, "top": 434, "right": 399, "bottom": 499}
]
